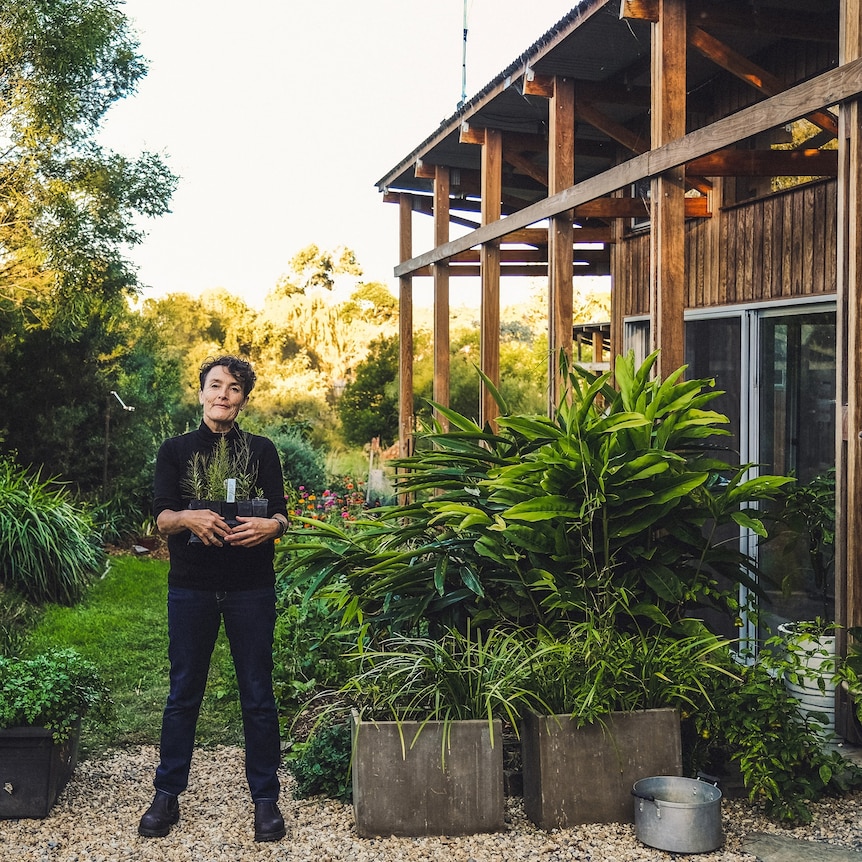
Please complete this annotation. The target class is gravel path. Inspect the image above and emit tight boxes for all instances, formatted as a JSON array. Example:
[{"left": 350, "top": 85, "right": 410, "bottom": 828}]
[{"left": 2, "top": 745, "right": 862, "bottom": 862}]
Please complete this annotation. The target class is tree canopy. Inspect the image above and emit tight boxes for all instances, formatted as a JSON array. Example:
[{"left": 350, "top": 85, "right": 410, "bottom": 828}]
[{"left": 0, "top": 0, "right": 176, "bottom": 333}]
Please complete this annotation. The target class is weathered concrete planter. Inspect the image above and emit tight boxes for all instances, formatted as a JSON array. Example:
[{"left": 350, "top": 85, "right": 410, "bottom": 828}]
[
  {"left": 522, "top": 708, "right": 682, "bottom": 828},
  {"left": 0, "top": 723, "right": 80, "bottom": 819},
  {"left": 351, "top": 713, "right": 505, "bottom": 837}
]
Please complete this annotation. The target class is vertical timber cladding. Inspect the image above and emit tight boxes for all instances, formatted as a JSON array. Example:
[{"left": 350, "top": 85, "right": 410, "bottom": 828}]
[
  {"left": 717, "top": 181, "right": 837, "bottom": 306},
  {"left": 618, "top": 180, "right": 838, "bottom": 314}
]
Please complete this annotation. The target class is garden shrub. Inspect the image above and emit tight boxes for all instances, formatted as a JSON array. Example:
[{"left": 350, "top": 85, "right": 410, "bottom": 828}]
[
  {"left": 685, "top": 651, "right": 862, "bottom": 824},
  {"left": 272, "top": 427, "right": 326, "bottom": 490},
  {"left": 271, "top": 585, "right": 358, "bottom": 727},
  {"left": 0, "top": 456, "right": 105, "bottom": 604},
  {"left": 285, "top": 720, "right": 352, "bottom": 801}
]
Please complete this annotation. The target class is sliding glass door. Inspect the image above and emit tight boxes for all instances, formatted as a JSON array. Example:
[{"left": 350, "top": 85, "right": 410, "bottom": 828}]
[
  {"left": 678, "top": 304, "right": 836, "bottom": 642},
  {"left": 754, "top": 309, "right": 836, "bottom": 639}
]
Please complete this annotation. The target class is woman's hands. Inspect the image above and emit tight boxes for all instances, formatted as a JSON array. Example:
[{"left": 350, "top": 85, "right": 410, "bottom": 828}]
[
  {"left": 156, "top": 510, "right": 283, "bottom": 547},
  {"left": 222, "top": 516, "right": 282, "bottom": 548}
]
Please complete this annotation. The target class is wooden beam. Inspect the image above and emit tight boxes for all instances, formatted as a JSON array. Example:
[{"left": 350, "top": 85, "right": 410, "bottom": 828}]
[
  {"left": 505, "top": 149, "right": 548, "bottom": 186},
  {"left": 414, "top": 160, "right": 436, "bottom": 179},
  {"left": 835, "top": 0, "right": 862, "bottom": 742},
  {"left": 528, "top": 70, "right": 653, "bottom": 109},
  {"left": 393, "top": 58, "right": 862, "bottom": 278},
  {"left": 398, "top": 194, "right": 414, "bottom": 464},
  {"left": 625, "top": 0, "right": 838, "bottom": 42},
  {"left": 620, "top": 0, "right": 658, "bottom": 22},
  {"left": 577, "top": 98, "right": 648, "bottom": 155},
  {"left": 577, "top": 98, "right": 712, "bottom": 194},
  {"left": 523, "top": 66, "right": 555, "bottom": 98},
  {"left": 687, "top": 148, "right": 839, "bottom": 176},
  {"left": 689, "top": 24, "right": 838, "bottom": 138},
  {"left": 549, "top": 76, "right": 576, "bottom": 412},
  {"left": 480, "top": 129, "right": 502, "bottom": 429},
  {"left": 460, "top": 122, "right": 486, "bottom": 146},
  {"left": 433, "top": 166, "right": 450, "bottom": 425},
  {"left": 411, "top": 262, "right": 611, "bottom": 278},
  {"left": 449, "top": 248, "right": 610, "bottom": 264},
  {"left": 650, "top": 0, "right": 687, "bottom": 380},
  {"left": 380, "top": 206, "right": 613, "bottom": 246},
  {"left": 572, "top": 196, "right": 710, "bottom": 218}
]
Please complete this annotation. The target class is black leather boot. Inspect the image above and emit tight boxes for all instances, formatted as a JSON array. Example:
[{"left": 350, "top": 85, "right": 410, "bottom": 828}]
[
  {"left": 138, "top": 790, "right": 180, "bottom": 838},
  {"left": 254, "top": 800, "right": 286, "bottom": 842}
]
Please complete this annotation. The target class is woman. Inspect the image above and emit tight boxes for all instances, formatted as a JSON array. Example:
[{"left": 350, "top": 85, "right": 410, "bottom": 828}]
[{"left": 138, "top": 355, "right": 289, "bottom": 842}]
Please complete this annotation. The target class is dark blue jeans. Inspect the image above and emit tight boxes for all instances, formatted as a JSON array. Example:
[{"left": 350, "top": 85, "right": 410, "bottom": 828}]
[{"left": 154, "top": 587, "right": 280, "bottom": 801}]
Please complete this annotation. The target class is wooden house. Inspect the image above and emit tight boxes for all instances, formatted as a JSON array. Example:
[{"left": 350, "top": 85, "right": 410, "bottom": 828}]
[{"left": 375, "top": 0, "right": 862, "bottom": 739}]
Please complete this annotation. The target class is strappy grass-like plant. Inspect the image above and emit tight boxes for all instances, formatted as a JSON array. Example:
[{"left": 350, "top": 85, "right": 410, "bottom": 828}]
[
  {"left": 527, "top": 621, "right": 738, "bottom": 723},
  {"left": 182, "top": 433, "right": 257, "bottom": 501},
  {"left": 0, "top": 456, "right": 104, "bottom": 605},
  {"left": 343, "top": 623, "right": 556, "bottom": 753}
]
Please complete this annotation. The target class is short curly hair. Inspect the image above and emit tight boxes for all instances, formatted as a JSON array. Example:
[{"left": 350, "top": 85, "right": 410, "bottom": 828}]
[{"left": 199, "top": 355, "right": 257, "bottom": 397}]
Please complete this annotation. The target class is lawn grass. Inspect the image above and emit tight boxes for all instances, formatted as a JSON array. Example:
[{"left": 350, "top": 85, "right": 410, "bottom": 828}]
[{"left": 23, "top": 554, "right": 243, "bottom": 756}]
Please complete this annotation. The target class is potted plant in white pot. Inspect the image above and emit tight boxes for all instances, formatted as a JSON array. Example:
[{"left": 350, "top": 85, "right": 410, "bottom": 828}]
[{"left": 0, "top": 648, "right": 113, "bottom": 818}]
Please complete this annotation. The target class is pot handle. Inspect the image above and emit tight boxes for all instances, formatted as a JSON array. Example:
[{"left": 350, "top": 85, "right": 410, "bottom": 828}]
[
  {"left": 696, "top": 771, "right": 721, "bottom": 786},
  {"left": 630, "top": 789, "right": 656, "bottom": 802}
]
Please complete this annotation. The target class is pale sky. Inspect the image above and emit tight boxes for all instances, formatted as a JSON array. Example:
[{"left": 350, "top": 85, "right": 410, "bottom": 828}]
[{"left": 99, "top": 0, "right": 579, "bottom": 309}]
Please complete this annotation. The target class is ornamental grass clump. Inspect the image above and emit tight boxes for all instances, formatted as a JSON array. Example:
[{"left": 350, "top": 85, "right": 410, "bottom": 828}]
[
  {"left": 343, "top": 623, "right": 554, "bottom": 743},
  {"left": 0, "top": 456, "right": 104, "bottom": 605}
]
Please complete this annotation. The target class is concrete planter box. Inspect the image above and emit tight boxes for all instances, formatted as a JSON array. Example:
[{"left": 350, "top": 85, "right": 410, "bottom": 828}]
[
  {"left": 522, "top": 708, "right": 682, "bottom": 829},
  {"left": 351, "top": 713, "right": 504, "bottom": 837},
  {"left": 0, "top": 724, "right": 80, "bottom": 819}
]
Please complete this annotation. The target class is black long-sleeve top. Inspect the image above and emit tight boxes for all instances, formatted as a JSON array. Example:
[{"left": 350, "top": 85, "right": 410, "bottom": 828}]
[{"left": 152, "top": 422, "right": 287, "bottom": 591}]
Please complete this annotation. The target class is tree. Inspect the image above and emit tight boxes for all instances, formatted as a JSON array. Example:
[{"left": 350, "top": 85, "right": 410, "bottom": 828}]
[
  {"left": 0, "top": 0, "right": 176, "bottom": 332},
  {"left": 2, "top": 296, "right": 185, "bottom": 501},
  {"left": 0, "top": 0, "right": 177, "bottom": 497},
  {"left": 282, "top": 244, "right": 362, "bottom": 294},
  {"left": 337, "top": 336, "right": 401, "bottom": 447}
]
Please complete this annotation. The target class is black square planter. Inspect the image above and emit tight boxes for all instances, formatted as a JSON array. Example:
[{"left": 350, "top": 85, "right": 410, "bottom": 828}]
[{"left": 0, "top": 724, "right": 80, "bottom": 819}]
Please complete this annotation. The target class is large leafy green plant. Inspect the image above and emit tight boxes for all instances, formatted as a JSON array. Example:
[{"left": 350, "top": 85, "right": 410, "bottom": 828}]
[
  {"left": 282, "top": 351, "right": 789, "bottom": 636},
  {"left": 468, "top": 351, "right": 791, "bottom": 632}
]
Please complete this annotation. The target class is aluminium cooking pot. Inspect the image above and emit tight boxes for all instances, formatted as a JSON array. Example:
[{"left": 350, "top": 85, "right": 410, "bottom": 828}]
[{"left": 632, "top": 775, "right": 723, "bottom": 854}]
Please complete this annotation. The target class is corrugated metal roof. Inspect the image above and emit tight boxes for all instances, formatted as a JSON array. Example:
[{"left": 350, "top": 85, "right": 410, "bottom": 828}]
[{"left": 375, "top": 0, "right": 839, "bottom": 214}]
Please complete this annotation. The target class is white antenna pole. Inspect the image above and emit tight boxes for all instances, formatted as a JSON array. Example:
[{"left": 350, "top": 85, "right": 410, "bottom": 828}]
[{"left": 459, "top": 0, "right": 468, "bottom": 107}]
